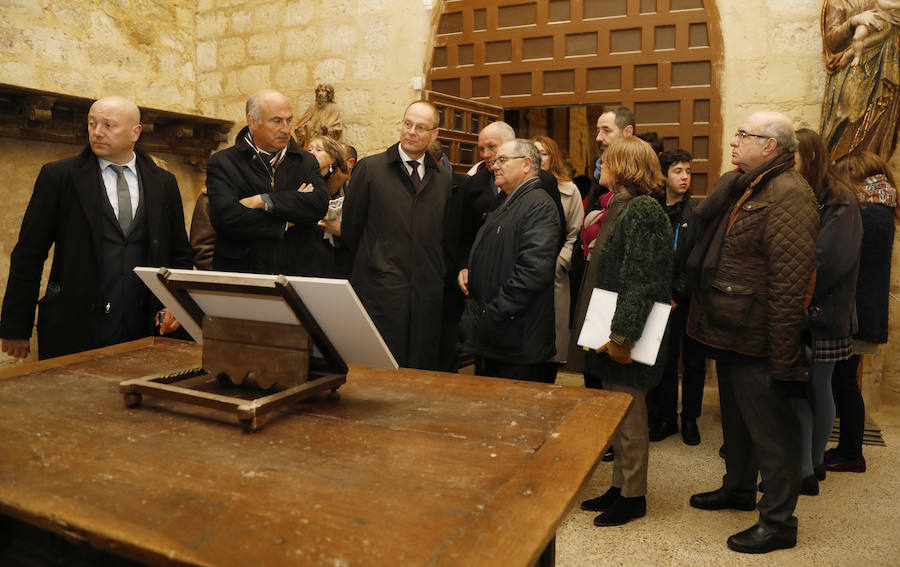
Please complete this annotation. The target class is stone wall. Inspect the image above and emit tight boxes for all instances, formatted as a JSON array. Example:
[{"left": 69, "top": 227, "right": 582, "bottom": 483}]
[
  {"left": 0, "top": 0, "right": 196, "bottom": 112},
  {"left": 194, "top": 0, "right": 436, "bottom": 157}
]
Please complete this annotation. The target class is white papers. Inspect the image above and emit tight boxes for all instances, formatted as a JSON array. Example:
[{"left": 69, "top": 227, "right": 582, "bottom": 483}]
[{"left": 576, "top": 288, "right": 671, "bottom": 366}]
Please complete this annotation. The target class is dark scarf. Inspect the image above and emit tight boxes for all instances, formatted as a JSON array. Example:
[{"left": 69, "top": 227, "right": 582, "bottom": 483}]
[{"left": 686, "top": 152, "right": 796, "bottom": 290}]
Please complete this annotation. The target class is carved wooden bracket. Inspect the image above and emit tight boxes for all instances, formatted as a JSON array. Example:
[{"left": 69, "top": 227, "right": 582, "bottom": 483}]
[{"left": 0, "top": 83, "right": 233, "bottom": 171}]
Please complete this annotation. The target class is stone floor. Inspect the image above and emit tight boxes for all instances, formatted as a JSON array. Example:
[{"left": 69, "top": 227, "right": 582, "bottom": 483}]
[{"left": 553, "top": 371, "right": 900, "bottom": 567}]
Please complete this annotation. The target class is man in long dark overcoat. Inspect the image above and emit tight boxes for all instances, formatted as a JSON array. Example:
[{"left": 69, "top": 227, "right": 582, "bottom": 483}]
[{"left": 342, "top": 101, "right": 453, "bottom": 370}]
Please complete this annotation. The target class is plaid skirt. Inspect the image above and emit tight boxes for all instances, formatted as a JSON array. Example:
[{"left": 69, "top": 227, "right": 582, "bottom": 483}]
[{"left": 813, "top": 335, "right": 853, "bottom": 362}]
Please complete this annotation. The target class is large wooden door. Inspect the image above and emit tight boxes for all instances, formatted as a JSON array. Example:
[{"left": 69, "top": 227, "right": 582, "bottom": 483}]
[{"left": 428, "top": 0, "right": 723, "bottom": 193}]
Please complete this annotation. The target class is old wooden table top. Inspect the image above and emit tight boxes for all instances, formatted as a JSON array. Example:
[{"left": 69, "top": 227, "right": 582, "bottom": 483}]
[{"left": 0, "top": 338, "right": 631, "bottom": 567}]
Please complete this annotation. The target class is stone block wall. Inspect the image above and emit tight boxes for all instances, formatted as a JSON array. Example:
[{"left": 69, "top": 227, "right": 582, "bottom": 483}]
[
  {"left": 194, "top": 0, "right": 435, "bottom": 157},
  {"left": 0, "top": 0, "right": 197, "bottom": 112}
]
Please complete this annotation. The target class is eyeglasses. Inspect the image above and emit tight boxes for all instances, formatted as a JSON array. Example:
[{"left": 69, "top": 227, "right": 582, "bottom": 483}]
[
  {"left": 734, "top": 130, "right": 770, "bottom": 141},
  {"left": 489, "top": 155, "right": 526, "bottom": 168},
  {"left": 401, "top": 120, "right": 438, "bottom": 134}
]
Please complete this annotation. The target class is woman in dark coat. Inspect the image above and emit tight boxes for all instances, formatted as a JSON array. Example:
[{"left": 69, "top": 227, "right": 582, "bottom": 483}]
[
  {"left": 578, "top": 137, "right": 673, "bottom": 527},
  {"left": 790, "top": 129, "right": 862, "bottom": 494},
  {"left": 826, "top": 151, "right": 897, "bottom": 473}
]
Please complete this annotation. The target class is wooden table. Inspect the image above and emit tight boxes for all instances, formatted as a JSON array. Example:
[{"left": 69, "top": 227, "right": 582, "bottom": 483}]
[{"left": 0, "top": 338, "right": 630, "bottom": 566}]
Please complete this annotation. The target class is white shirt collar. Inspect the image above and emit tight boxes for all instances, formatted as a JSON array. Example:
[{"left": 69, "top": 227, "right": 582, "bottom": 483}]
[{"left": 98, "top": 152, "right": 137, "bottom": 173}]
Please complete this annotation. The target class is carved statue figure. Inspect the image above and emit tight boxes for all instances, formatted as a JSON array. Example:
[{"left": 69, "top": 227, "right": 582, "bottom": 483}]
[
  {"left": 293, "top": 84, "right": 343, "bottom": 148},
  {"left": 820, "top": 0, "right": 900, "bottom": 163}
]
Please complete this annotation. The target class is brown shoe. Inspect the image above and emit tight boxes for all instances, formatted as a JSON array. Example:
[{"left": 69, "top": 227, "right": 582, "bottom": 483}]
[{"left": 823, "top": 455, "right": 866, "bottom": 472}]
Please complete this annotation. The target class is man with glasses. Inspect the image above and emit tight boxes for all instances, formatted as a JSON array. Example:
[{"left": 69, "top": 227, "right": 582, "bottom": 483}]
[
  {"left": 342, "top": 100, "right": 453, "bottom": 370},
  {"left": 207, "top": 89, "right": 328, "bottom": 276},
  {"left": 458, "top": 139, "right": 560, "bottom": 382},
  {"left": 685, "top": 111, "right": 818, "bottom": 554}
]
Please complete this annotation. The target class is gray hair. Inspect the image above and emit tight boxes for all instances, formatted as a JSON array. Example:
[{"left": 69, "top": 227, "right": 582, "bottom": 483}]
[
  {"left": 757, "top": 115, "right": 798, "bottom": 152},
  {"left": 511, "top": 138, "right": 541, "bottom": 173},
  {"left": 245, "top": 94, "right": 261, "bottom": 123},
  {"left": 489, "top": 121, "right": 516, "bottom": 143}
]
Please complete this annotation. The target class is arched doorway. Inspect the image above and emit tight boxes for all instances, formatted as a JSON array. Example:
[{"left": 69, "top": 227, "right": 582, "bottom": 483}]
[{"left": 427, "top": 0, "right": 723, "bottom": 194}]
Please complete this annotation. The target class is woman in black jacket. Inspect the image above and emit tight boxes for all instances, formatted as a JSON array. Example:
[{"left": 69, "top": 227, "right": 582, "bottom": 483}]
[
  {"left": 790, "top": 129, "right": 862, "bottom": 494},
  {"left": 825, "top": 150, "right": 898, "bottom": 473}
]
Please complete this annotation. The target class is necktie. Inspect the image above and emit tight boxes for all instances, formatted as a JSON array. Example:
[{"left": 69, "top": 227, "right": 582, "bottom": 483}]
[
  {"left": 109, "top": 164, "right": 132, "bottom": 232},
  {"left": 407, "top": 160, "right": 421, "bottom": 192}
]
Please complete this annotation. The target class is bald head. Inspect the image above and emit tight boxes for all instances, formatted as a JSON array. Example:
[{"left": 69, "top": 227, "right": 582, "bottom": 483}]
[
  {"left": 87, "top": 96, "right": 142, "bottom": 164},
  {"left": 749, "top": 111, "right": 797, "bottom": 152},
  {"left": 246, "top": 89, "right": 293, "bottom": 152},
  {"left": 731, "top": 111, "right": 797, "bottom": 171},
  {"left": 478, "top": 121, "right": 516, "bottom": 165}
]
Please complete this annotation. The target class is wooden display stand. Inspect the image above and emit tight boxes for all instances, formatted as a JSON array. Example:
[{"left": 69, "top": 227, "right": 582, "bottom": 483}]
[{"left": 119, "top": 269, "right": 348, "bottom": 432}]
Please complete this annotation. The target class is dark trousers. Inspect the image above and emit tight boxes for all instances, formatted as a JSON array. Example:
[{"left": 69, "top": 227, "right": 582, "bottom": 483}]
[
  {"left": 648, "top": 301, "right": 706, "bottom": 424},
  {"left": 438, "top": 317, "right": 461, "bottom": 373},
  {"left": 717, "top": 360, "right": 800, "bottom": 537},
  {"left": 831, "top": 354, "right": 865, "bottom": 459},
  {"left": 475, "top": 357, "right": 556, "bottom": 384},
  {"left": 584, "top": 372, "right": 603, "bottom": 390}
]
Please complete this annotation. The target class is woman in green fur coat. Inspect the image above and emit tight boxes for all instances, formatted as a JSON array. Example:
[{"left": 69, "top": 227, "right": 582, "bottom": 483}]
[{"left": 579, "top": 137, "right": 674, "bottom": 527}]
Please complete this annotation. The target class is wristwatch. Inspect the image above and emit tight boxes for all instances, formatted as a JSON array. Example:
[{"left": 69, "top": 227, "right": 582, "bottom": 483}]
[{"left": 609, "top": 332, "right": 630, "bottom": 346}]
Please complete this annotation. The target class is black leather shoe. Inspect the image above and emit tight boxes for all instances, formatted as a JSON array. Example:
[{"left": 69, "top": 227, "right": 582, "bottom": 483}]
[
  {"left": 726, "top": 523, "right": 796, "bottom": 554},
  {"left": 581, "top": 486, "right": 621, "bottom": 512},
  {"left": 800, "top": 474, "right": 819, "bottom": 496},
  {"left": 593, "top": 496, "right": 646, "bottom": 527},
  {"left": 814, "top": 464, "right": 826, "bottom": 481},
  {"left": 681, "top": 419, "right": 700, "bottom": 445},
  {"left": 602, "top": 447, "right": 615, "bottom": 462},
  {"left": 649, "top": 421, "right": 678, "bottom": 442},
  {"left": 690, "top": 488, "right": 756, "bottom": 511}
]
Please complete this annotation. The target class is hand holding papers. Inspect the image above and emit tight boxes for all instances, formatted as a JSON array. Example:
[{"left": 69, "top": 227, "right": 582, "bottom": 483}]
[{"left": 577, "top": 288, "right": 671, "bottom": 366}]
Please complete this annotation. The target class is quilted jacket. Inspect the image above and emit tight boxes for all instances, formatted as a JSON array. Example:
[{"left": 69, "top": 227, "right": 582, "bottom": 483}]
[{"left": 687, "top": 168, "right": 818, "bottom": 381}]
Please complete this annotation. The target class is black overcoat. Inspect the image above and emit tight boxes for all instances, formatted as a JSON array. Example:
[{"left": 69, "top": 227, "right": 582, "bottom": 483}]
[
  {"left": 459, "top": 176, "right": 560, "bottom": 365},
  {"left": 0, "top": 146, "right": 192, "bottom": 359},
  {"left": 207, "top": 126, "right": 328, "bottom": 275},
  {"left": 342, "top": 143, "right": 453, "bottom": 370}
]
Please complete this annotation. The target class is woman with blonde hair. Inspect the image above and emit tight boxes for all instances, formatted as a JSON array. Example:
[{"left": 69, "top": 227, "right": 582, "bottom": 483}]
[
  {"left": 532, "top": 135, "right": 584, "bottom": 378},
  {"left": 579, "top": 137, "right": 673, "bottom": 526}
]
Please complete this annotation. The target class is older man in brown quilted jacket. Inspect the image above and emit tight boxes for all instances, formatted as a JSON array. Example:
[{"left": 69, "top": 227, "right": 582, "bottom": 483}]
[{"left": 685, "top": 112, "right": 818, "bottom": 554}]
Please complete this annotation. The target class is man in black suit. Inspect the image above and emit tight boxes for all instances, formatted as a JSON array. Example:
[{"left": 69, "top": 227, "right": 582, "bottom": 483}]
[
  {"left": 0, "top": 96, "right": 192, "bottom": 360},
  {"left": 341, "top": 101, "right": 454, "bottom": 370}
]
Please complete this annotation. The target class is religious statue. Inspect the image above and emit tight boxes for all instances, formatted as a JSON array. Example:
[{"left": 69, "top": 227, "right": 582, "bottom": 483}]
[
  {"left": 820, "top": 0, "right": 900, "bottom": 163},
  {"left": 293, "top": 83, "right": 343, "bottom": 148}
]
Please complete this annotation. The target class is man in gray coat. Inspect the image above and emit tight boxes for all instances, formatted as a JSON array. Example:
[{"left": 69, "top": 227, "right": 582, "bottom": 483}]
[{"left": 342, "top": 101, "right": 453, "bottom": 370}]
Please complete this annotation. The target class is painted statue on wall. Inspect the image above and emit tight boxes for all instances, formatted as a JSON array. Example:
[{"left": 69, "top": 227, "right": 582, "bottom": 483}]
[
  {"left": 293, "top": 83, "right": 343, "bottom": 148},
  {"left": 820, "top": 0, "right": 900, "bottom": 163}
]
